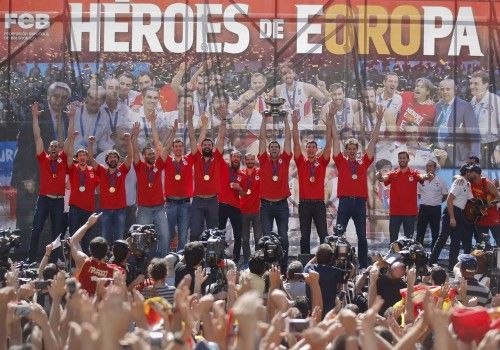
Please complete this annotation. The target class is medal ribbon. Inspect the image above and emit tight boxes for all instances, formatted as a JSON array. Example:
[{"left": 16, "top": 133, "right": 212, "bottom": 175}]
[
  {"left": 285, "top": 83, "right": 297, "bottom": 110},
  {"left": 203, "top": 157, "right": 213, "bottom": 177},
  {"left": 246, "top": 171, "right": 254, "bottom": 190},
  {"left": 49, "top": 159, "right": 58, "bottom": 177},
  {"left": 105, "top": 106, "right": 119, "bottom": 133},
  {"left": 78, "top": 167, "right": 86, "bottom": 188},
  {"left": 142, "top": 117, "right": 149, "bottom": 139},
  {"left": 229, "top": 166, "right": 237, "bottom": 183},
  {"left": 307, "top": 160, "right": 317, "bottom": 179},
  {"left": 146, "top": 165, "right": 155, "bottom": 185},
  {"left": 348, "top": 160, "right": 358, "bottom": 177},
  {"left": 271, "top": 159, "right": 280, "bottom": 178},
  {"left": 173, "top": 158, "right": 182, "bottom": 176},
  {"left": 80, "top": 106, "right": 102, "bottom": 142},
  {"left": 107, "top": 170, "right": 117, "bottom": 188}
]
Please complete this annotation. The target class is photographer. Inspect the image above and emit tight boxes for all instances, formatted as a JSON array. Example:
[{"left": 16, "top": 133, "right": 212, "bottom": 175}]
[
  {"left": 283, "top": 261, "right": 306, "bottom": 299},
  {"left": 368, "top": 262, "right": 407, "bottom": 315},
  {"left": 239, "top": 250, "right": 267, "bottom": 296},
  {"left": 108, "top": 240, "right": 143, "bottom": 289},
  {"left": 140, "top": 258, "right": 175, "bottom": 304},
  {"left": 304, "top": 243, "right": 344, "bottom": 316},
  {"left": 174, "top": 241, "right": 204, "bottom": 293}
]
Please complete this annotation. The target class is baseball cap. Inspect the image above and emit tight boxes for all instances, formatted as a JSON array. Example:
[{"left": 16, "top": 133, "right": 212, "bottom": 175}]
[
  {"left": 458, "top": 254, "right": 478, "bottom": 273},
  {"left": 465, "top": 164, "right": 481, "bottom": 174}
]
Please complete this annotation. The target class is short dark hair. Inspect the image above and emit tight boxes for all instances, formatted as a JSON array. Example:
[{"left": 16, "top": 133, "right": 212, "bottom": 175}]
[
  {"left": 329, "top": 83, "right": 344, "bottom": 93},
  {"left": 468, "top": 155, "right": 480, "bottom": 164},
  {"left": 142, "top": 86, "right": 159, "bottom": 96},
  {"left": 183, "top": 242, "right": 205, "bottom": 267},
  {"left": 268, "top": 140, "right": 280, "bottom": 149},
  {"left": 105, "top": 149, "right": 121, "bottom": 163},
  {"left": 201, "top": 138, "right": 214, "bottom": 146},
  {"left": 112, "top": 241, "right": 129, "bottom": 263},
  {"left": 375, "top": 159, "right": 392, "bottom": 171},
  {"left": 248, "top": 250, "right": 267, "bottom": 276},
  {"left": 316, "top": 244, "right": 334, "bottom": 265},
  {"left": 148, "top": 258, "right": 168, "bottom": 281},
  {"left": 286, "top": 260, "right": 304, "bottom": 279},
  {"left": 89, "top": 237, "right": 108, "bottom": 260},
  {"left": 138, "top": 71, "right": 154, "bottom": 81},
  {"left": 306, "top": 140, "right": 317, "bottom": 148},
  {"left": 42, "top": 263, "right": 58, "bottom": 280},
  {"left": 293, "top": 296, "right": 310, "bottom": 319},
  {"left": 397, "top": 151, "right": 410, "bottom": 159},
  {"left": 430, "top": 266, "right": 447, "bottom": 285},
  {"left": 118, "top": 72, "right": 134, "bottom": 81}
]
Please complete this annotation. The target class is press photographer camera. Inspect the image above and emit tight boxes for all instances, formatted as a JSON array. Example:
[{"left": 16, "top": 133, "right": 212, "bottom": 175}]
[
  {"left": 125, "top": 224, "right": 158, "bottom": 273},
  {"left": 0, "top": 228, "right": 22, "bottom": 286},
  {"left": 325, "top": 224, "right": 357, "bottom": 269},
  {"left": 256, "top": 232, "right": 283, "bottom": 264},
  {"left": 200, "top": 229, "right": 229, "bottom": 295},
  {"left": 383, "top": 238, "right": 430, "bottom": 276}
]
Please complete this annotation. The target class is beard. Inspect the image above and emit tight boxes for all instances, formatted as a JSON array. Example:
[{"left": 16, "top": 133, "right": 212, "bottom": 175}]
[
  {"left": 202, "top": 148, "right": 213, "bottom": 157},
  {"left": 106, "top": 160, "right": 118, "bottom": 168}
]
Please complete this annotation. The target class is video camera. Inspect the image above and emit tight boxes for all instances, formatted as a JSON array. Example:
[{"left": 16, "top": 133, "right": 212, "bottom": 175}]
[
  {"left": 256, "top": 233, "right": 283, "bottom": 264},
  {"left": 384, "top": 238, "right": 429, "bottom": 276},
  {"left": 325, "top": 224, "right": 357, "bottom": 268},
  {"left": 126, "top": 224, "right": 157, "bottom": 257},
  {"left": 0, "top": 229, "right": 22, "bottom": 286},
  {"left": 200, "top": 229, "right": 228, "bottom": 295}
]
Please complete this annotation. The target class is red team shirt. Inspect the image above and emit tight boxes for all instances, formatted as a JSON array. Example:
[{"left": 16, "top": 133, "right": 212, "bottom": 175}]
[
  {"left": 258, "top": 152, "right": 292, "bottom": 200},
  {"left": 69, "top": 164, "right": 99, "bottom": 212},
  {"left": 219, "top": 163, "right": 244, "bottom": 208},
  {"left": 240, "top": 168, "right": 261, "bottom": 214},
  {"left": 78, "top": 258, "right": 121, "bottom": 295},
  {"left": 193, "top": 149, "right": 223, "bottom": 196},
  {"left": 295, "top": 155, "right": 330, "bottom": 200},
  {"left": 134, "top": 158, "right": 165, "bottom": 207},
  {"left": 164, "top": 155, "right": 194, "bottom": 198},
  {"left": 397, "top": 91, "right": 436, "bottom": 132},
  {"left": 37, "top": 151, "right": 68, "bottom": 196},
  {"left": 334, "top": 153, "right": 373, "bottom": 199},
  {"left": 471, "top": 178, "right": 500, "bottom": 227},
  {"left": 384, "top": 168, "right": 422, "bottom": 216},
  {"left": 96, "top": 163, "right": 129, "bottom": 210}
]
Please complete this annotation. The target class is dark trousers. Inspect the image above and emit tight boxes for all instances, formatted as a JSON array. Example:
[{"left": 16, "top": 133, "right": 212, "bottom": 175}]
[
  {"left": 190, "top": 197, "right": 219, "bottom": 241},
  {"left": 477, "top": 224, "right": 500, "bottom": 246},
  {"left": 260, "top": 199, "right": 289, "bottom": 270},
  {"left": 336, "top": 197, "right": 368, "bottom": 268},
  {"left": 69, "top": 205, "right": 94, "bottom": 254},
  {"left": 29, "top": 196, "right": 64, "bottom": 262},
  {"left": 241, "top": 213, "right": 261, "bottom": 263},
  {"left": 219, "top": 203, "right": 243, "bottom": 262},
  {"left": 430, "top": 207, "right": 473, "bottom": 268},
  {"left": 416, "top": 204, "right": 442, "bottom": 250},
  {"left": 124, "top": 204, "right": 137, "bottom": 236},
  {"left": 389, "top": 215, "right": 416, "bottom": 243},
  {"left": 298, "top": 200, "right": 328, "bottom": 254}
]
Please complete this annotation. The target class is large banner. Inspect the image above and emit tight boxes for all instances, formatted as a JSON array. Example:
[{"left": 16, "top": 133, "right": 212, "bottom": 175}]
[{"left": 0, "top": 0, "right": 498, "bottom": 252}]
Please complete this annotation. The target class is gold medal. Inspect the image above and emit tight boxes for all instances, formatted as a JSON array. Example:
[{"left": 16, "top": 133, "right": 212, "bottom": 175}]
[
  {"left": 52, "top": 174, "right": 57, "bottom": 179},
  {"left": 352, "top": 174, "right": 358, "bottom": 180},
  {"left": 309, "top": 176, "right": 315, "bottom": 183},
  {"left": 175, "top": 174, "right": 181, "bottom": 181},
  {"left": 246, "top": 189, "right": 252, "bottom": 195},
  {"left": 148, "top": 183, "right": 153, "bottom": 188},
  {"left": 204, "top": 175, "right": 210, "bottom": 181},
  {"left": 79, "top": 186, "right": 86, "bottom": 192},
  {"left": 109, "top": 187, "right": 116, "bottom": 193},
  {"left": 272, "top": 175, "right": 278, "bottom": 182}
]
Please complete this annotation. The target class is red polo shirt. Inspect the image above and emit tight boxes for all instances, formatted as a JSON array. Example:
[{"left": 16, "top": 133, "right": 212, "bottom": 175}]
[
  {"left": 258, "top": 151, "right": 292, "bottom": 200},
  {"left": 69, "top": 164, "right": 99, "bottom": 212},
  {"left": 219, "top": 163, "right": 244, "bottom": 208},
  {"left": 96, "top": 163, "right": 129, "bottom": 210},
  {"left": 334, "top": 153, "right": 373, "bottom": 199},
  {"left": 164, "top": 155, "right": 194, "bottom": 198},
  {"left": 37, "top": 151, "right": 68, "bottom": 196},
  {"left": 295, "top": 154, "right": 329, "bottom": 200},
  {"left": 240, "top": 168, "right": 261, "bottom": 214},
  {"left": 193, "top": 149, "right": 223, "bottom": 196},
  {"left": 384, "top": 167, "right": 422, "bottom": 216},
  {"left": 134, "top": 158, "right": 165, "bottom": 207}
]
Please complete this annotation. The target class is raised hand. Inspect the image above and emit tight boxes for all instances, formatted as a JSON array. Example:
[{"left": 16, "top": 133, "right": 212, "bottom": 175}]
[
  {"left": 218, "top": 102, "right": 228, "bottom": 120},
  {"left": 185, "top": 104, "right": 194, "bottom": 122},
  {"left": 304, "top": 270, "right": 320, "bottom": 286},
  {"left": 328, "top": 103, "right": 337, "bottom": 120},
  {"left": 146, "top": 109, "right": 156, "bottom": 123},
  {"left": 48, "top": 271, "right": 66, "bottom": 300},
  {"left": 131, "top": 121, "right": 141, "bottom": 136},
  {"left": 407, "top": 267, "right": 416, "bottom": 286},
  {"left": 200, "top": 113, "right": 209, "bottom": 128},
  {"left": 86, "top": 212, "right": 102, "bottom": 226},
  {"left": 88, "top": 135, "right": 96, "bottom": 146},
  {"left": 291, "top": 109, "right": 300, "bottom": 125},
  {"left": 67, "top": 101, "right": 79, "bottom": 120},
  {"left": 376, "top": 105, "right": 385, "bottom": 121},
  {"left": 31, "top": 102, "right": 41, "bottom": 120},
  {"left": 122, "top": 132, "right": 131, "bottom": 141}
]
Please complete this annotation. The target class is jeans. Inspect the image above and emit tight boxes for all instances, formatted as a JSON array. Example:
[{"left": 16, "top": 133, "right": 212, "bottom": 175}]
[
  {"left": 430, "top": 207, "right": 473, "bottom": 268},
  {"left": 219, "top": 203, "right": 243, "bottom": 262},
  {"left": 389, "top": 215, "right": 417, "bottom": 243},
  {"left": 137, "top": 204, "right": 169, "bottom": 257},
  {"left": 190, "top": 197, "right": 219, "bottom": 241},
  {"left": 336, "top": 197, "right": 368, "bottom": 268},
  {"left": 100, "top": 208, "right": 126, "bottom": 244},
  {"left": 29, "top": 196, "right": 64, "bottom": 262},
  {"left": 166, "top": 200, "right": 191, "bottom": 252},
  {"left": 241, "top": 213, "right": 262, "bottom": 263},
  {"left": 298, "top": 200, "right": 328, "bottom": 255},
  {"left": 69, "top": 205, "right": 93, "bottom": 254},
  {"left": 476, "top": 224, "right": 500, "bottom": 246},
  {"left": 260, "top": 199, "right": 289, "bottom": 270},
  {"left": 416, "top": 204, "right": 442, "bottom": 250}
]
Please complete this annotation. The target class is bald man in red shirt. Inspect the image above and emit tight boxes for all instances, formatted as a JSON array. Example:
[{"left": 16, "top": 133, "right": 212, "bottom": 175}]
[{"left": 258, "top": 110, "right": 292, "bottom": 270}]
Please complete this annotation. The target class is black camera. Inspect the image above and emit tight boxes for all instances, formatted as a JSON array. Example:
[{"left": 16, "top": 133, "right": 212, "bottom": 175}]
[
  {"left": 126, "top": 224, "right": 157, "bottom": 257},
  {"left": 0, "top": 229, "right": 22, "bottom": 286},
  {"left": 200, "top": 229, "right": 227, "bottom": 268},
  {"left": 257, "top": 233, "right": 283, "bottom": 264},
  {"left": 384, "top": 238, "right": 429, "bottom": 276},
  {"left": 326, "top": 224, "right": 357, "bottom": 268}
]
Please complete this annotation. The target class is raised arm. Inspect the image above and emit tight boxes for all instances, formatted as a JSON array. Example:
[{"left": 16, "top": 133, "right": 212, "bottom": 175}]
[
  {"left": 123, "top": 132, "right": 133, "bottom": 168},
  {"left": 87, "top": 136, "right": 98, "bottom": 168},
  {"left": 291, "top": 111, "right": 301, "bottom": 158},
  {"left": 65, "top": 130, "right": 78, "bottom": 167},
  {"left": 64, "top": 103, "right": 76, "bottom": 152},
  {"left": 69, "top": 213, "right": 102, "bottom": 271},
  {"left": 215, "top": 103, "right": 228, "bottom": 154},
  {"left": 196, "top": 114, "right": 209, "bottom": 151},
  {"left": 323, "top": 106, "right": 333, "bottom": 160},
  {"left": 131, "top": 122, "right": 141, "bottom": 165},
  {"left": 328, "top": 104, "right": 341, "bottom": 157},
  {"left": 366, "top": 105, "right": 384, "bottom": 159},
  {"left": 258, "top": 113, "right": 268, "bottom": 156},
  {"left": 283, "top": 113, "right": 292, "bottom": 155},
  {"left": 31, "top": 102, "right": 44, "bottom": 156},
  {"left": 171, "top": 59, "right": 190, "bottom": 94},
  {"left": 149, "top": 114, "right": 163, "bottom": 155},
  {"left": 305, "top": 82, "right": 328, "bottom": 105},
  {"left": 161, "top": 120, "right": 178, "bottom": 161},
  {"left": 185, "top": 105, "right": 197, "bottom": 155}
]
